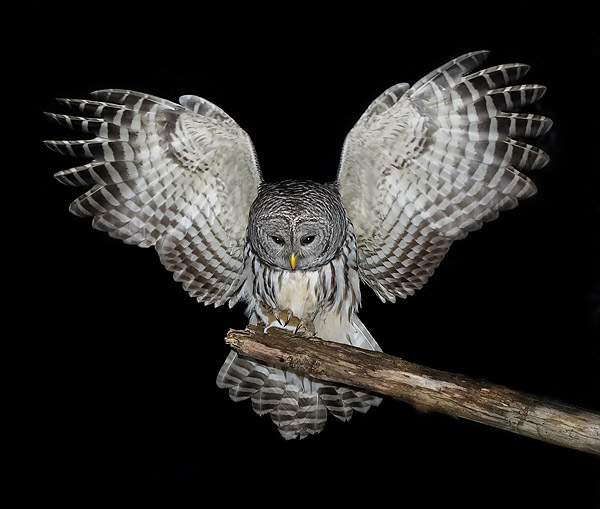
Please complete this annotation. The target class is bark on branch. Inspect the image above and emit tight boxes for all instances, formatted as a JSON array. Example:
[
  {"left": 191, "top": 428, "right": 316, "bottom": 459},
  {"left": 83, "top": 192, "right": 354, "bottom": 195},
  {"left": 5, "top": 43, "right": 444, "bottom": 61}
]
[{"left": 225, "top": 325, "right": 600, "bottom": 455}]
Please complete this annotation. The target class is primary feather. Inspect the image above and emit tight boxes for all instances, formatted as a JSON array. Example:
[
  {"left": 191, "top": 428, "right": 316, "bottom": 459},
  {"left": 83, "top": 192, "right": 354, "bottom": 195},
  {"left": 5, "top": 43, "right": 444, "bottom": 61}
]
[
  {"left": 45, "top": 89, "right": 262, "bottom": 307},
  {"left": 337, "top": 50, "right": 551, "bottom": 302}
]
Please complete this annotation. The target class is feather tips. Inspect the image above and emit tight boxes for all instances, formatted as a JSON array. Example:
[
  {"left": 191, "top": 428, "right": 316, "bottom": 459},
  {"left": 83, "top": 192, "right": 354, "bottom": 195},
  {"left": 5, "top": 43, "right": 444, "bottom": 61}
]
[
  {"left": 216, "top": 351, "right": 379, "bottom": 440},
  {"left": 45, "top": 89, "right": 261, "bottom": 306},
  {"left": 338, "top": 51, "right": 552, "bottom": 301}
]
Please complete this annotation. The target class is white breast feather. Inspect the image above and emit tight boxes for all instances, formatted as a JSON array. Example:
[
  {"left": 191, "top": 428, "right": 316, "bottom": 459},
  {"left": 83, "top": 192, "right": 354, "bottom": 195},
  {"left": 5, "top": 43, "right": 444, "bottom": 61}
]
[{"left": 275, "top": 271, "right": 320, "bottom": 319}]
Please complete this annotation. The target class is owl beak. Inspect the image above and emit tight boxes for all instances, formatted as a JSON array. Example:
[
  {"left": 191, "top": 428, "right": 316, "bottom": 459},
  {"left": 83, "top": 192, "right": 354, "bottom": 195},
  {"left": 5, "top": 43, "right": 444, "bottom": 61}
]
[{"left": 289, "top": 253, "right": 297, "bottom": 270}]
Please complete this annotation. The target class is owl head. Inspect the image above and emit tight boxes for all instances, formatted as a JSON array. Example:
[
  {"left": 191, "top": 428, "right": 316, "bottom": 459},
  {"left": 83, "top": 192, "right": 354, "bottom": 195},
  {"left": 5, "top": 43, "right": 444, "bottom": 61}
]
[{"left": 247, "top": 180, "right": 348, "bottom": 271}]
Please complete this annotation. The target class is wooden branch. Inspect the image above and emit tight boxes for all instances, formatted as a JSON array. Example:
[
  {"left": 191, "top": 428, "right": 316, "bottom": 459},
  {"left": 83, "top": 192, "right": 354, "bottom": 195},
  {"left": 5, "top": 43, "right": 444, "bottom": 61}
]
[{"left": 225, "top": 325, "right": 600, "bottom": 455}]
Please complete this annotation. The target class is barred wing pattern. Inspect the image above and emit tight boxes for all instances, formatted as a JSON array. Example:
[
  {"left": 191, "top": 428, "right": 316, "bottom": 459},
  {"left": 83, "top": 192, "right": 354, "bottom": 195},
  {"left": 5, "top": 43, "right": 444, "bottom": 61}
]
[
  {"left": 45, "top": 90, "right": 262, "bottom": 306},
  {"left": 338, "top": 51, "right": 552, "bottom": 302}
]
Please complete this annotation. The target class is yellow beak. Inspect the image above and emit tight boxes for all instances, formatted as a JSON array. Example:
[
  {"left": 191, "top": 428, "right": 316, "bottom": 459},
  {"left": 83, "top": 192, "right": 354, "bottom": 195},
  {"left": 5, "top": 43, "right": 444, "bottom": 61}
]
[{"left": 290, "top": 253, "right": 297, "bottom": 270}]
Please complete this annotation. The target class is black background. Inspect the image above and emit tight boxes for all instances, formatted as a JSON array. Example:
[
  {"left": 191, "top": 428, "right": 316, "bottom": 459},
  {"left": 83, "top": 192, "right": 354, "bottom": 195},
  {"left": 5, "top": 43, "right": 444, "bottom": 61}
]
[{"left": 15, "top": 1, "right": 599, "bottom": 505}]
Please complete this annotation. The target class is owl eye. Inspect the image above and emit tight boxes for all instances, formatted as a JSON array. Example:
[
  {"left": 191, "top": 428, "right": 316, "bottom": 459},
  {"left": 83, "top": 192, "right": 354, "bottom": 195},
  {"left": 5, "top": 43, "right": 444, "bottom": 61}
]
[
  {"left": 301, "top": 235, "right": 316, "bottom": 245},
  {"left": 271, "top": 235, "right": 285, "bottom": 245}
]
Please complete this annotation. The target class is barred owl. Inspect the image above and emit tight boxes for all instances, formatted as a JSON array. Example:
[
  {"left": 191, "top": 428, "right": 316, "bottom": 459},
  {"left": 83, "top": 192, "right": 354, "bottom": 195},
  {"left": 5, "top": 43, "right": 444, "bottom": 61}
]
[{"left": 45, "top": 51, "right": 551, "bottom": 439}]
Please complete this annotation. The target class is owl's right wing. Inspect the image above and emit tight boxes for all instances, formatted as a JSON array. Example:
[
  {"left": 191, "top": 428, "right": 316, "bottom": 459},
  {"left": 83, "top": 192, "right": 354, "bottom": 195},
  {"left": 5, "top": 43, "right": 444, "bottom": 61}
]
[
  {"left": 45, "top": 89, "right": 262, "bottom": 307},
  {"left": 337, "top": 51, "right": 552, "bottom": 302}
]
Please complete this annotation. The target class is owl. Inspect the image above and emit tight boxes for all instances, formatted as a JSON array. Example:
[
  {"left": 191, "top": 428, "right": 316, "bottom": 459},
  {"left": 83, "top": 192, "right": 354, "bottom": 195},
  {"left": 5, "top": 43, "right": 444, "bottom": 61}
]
[{"left": 45, "top": 51, "right": 551, "bottom": 439}]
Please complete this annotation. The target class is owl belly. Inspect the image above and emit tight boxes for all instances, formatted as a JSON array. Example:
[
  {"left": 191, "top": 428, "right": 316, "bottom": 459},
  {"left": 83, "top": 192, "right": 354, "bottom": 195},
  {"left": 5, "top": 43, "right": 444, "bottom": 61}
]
[
  {"left": 274, "top": 271, "right": 346, "bottom": 344},
  {"left": 275, "top": 270, "right": 320, "bottom": 320}
]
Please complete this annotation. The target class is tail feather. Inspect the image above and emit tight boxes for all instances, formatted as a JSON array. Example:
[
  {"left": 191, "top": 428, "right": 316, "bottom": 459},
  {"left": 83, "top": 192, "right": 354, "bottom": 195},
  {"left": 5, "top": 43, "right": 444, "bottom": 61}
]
[{"left": 217, "top": 316, "right": 381, "bottom": 440}]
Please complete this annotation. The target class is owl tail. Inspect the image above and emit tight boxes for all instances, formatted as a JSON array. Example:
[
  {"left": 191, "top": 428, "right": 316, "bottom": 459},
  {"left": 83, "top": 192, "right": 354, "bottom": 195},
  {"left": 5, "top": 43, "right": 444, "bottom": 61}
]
[{"left": 216, "top": 317, "right": 382, "bottom": 439}]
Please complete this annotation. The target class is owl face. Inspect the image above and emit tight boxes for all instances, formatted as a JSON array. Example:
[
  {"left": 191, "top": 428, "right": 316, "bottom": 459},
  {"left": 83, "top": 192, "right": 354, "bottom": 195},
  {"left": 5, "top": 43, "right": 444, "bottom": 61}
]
[{"left": 248, "top": 180, "right": 348, "bottom": 271}]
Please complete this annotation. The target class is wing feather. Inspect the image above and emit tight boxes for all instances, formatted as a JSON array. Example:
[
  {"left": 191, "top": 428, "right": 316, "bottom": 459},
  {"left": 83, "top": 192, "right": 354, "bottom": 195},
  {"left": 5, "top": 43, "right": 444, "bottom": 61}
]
[
  {"left": 337, "top": 51, "right": 552, "bottom": 301},
  {"left": 45, "top": 89, "right": 262, "bottom": 306}
]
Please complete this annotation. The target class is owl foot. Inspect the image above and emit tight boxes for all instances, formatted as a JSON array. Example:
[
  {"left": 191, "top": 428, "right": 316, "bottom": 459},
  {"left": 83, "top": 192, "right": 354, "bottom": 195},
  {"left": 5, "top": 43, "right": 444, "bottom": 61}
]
[
  {"left": 261, "top": 305, "right": 293, "bottom": 328},
  {"left": 259, "top": 303, "right": 315, "bottom": 337},
  {"left": 292, "top": 318, "right": 316, "bottom": 338}
]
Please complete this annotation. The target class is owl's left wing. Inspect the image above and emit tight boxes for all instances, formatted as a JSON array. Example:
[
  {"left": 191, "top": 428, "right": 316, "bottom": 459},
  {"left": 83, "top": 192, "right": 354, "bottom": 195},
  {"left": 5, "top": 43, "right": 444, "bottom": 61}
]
[
  {"left": 45, "top": 89, "right": 262, "bottom": 306},
  {"left": 337, "top": 51, "right": 552, "bottom": 302}
]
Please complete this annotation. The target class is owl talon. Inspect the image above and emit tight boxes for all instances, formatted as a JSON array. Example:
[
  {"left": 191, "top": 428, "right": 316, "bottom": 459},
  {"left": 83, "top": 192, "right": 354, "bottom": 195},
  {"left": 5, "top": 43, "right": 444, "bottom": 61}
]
[
  {"left": 260, "top": 303, "right": 292, "bottom": 330},
  {"left": 276, "top": 308, "right": 293, "bottom": 326},
  {"left": 258, "top": 303, "right": 314, "bottom": 337},
  {"left": 294, "top": 319, "right": 316, "bottom": 338}
]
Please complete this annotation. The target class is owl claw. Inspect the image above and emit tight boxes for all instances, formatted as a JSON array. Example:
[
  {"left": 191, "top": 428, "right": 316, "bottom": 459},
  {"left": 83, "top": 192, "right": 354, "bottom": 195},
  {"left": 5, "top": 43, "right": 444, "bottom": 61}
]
[
  {"left": 258, "top": 303, "right": 315, "bottom": 337},
  {"left": 276, "top": 308, "right": 294, "bottom": 327},
  {"left": 294, "top": 319, "right": 316, "bottom": 338}
]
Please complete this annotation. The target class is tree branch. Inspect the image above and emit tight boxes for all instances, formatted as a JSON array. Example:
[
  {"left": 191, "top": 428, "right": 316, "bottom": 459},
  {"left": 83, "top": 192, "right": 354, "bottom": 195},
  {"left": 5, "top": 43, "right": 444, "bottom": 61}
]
[{"left": 225, "top": 325, "right": 600, "bottom": 455}]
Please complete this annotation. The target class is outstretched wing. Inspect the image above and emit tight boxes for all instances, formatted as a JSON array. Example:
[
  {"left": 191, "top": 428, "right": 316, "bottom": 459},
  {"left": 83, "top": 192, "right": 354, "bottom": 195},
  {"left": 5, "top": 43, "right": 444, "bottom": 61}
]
[
  {"left": 45, "top": 89, "right": 262, "bottom": 306},
  {"left": 337, "top": 51, "right": 552, "bottom": 302}
]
